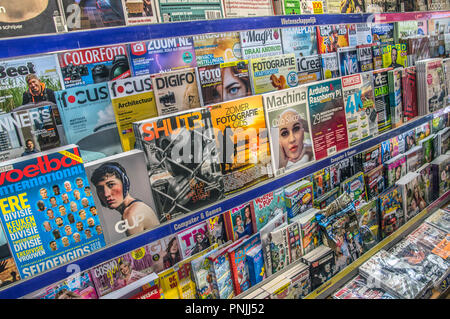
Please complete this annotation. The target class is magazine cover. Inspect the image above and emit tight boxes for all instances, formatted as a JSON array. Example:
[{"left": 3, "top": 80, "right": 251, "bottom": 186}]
[
  {"left": 270, "top": 224, "right": 290, "bottom": 274},
  {"left": 0, "top": 104, "right": 61, "bottom": 162},
  {"left": 60, "top": 0, "right": 125, "bottom": 31},
  {"left": 354, "top": 144, "right": 381, "bottom": 174},
  {"left": 371, "top": 23, "right": 395, "bottom": 45},
  {"left": 364, "top": 165, "right": 385, "bottom": 200},
  {"left": 357, "top": 44, "right": 374, "bottom": 72},
  {"left": 224, "top": 202, "right": 255, "bottom": 241},
  {"left": 340, "top": 172, "right": 367, "bottom": 207},
  {"left": 90, "top": 245, "right": 154, "bottom": 297},
  {"left": 356, "top": 200, "right": 379, "bottom": 251},
  {"left": 133, "top": 108, "right": 225, "bottom": 222},
  {"left": 281, "top": 26, "right": 318, "bottom": 57},
  {"left": 372, "top": 68, "right": 392, "bottom": 133},
  {"left": 250, "top": 53, "right": 299, "bottom": 95},
  {"left": 206, "top": 213, "right": 227, "bottom": 245},
  {"left": 382, "top": 44, "right": 407, "bottom": 68},
  {"left": 0, "top": 225, "right": 20, "bottom": 289},
  {"left": 425, "top": 209, "right": 450, "bottom": 233},
  {"left": 0, "top": 145, "right": 106, "bottom": 279},
  {"left": 208, "top": 95, "right": 272, "bottom": 195},
  {"left": 58, "top": 44, "right": 131, "bottom": 89},
  {"left": 284, "top": 180, "right": 314, "bottom": 220},
  {"left": 417, "top": 163, "right": 433, "bottom": 204},
  {"left": 108, "top": 74, "right": 158, "bottom": 151},
  {"left": 156, "top": 0, "right": 223, "bottom": 22},
  {"left": 332, "top": 275, "right": 395, "bottom": 299},
  {"left": 0, "top": 0, "right": 65, "bottom": 38},
  {"left": 263, "top": 85, "right": 315, "bottom": 176},
  {"left": 421, "top": 59, "right": 446, "bottom": 114},
  {"left": 286, "top": 221, "right": 302, "bottom": 263},
  {"left": 27, "top": 270, "right": 97, "bottom": 299},
  {"left": 320, "top": 52, "right": 340, "bottom": 79},
  {"left": 84, "top": 149, "right": 160, "bottom": 245},
  {"left": 246, "top": 244, "right": 265, "bottom": 286},
  {"left": 222, "top": 0, "right": 274, "bottom": 17},
  {"left": 385, "top": 155, "right": 407, "bottom": 188},
  {"left": 312, "top": 168, "right": 331, "bottom": 198},
  {"left": 273, "top": 0, "right": 301, "bottom": 14},
  {"left": 176, "top": 221, "right": 210, "bottom": 259},
  {"left": 402, "top": 66, "right": 418, "bottom": 122},
  {"left": 228, "top": 232, "right": 261, "bottom": 295},
  {"left": 193, "top": 32, "right": 242, "bottom": 67},
  {"left": 152, "top": 67, "right": 200, "bottom": 115},
  {"left": 338, "top": 47, "right": 360, "bottom": 76},
  {"left": 0, "top": 54, "right": 64, "bottom": 114},
  {"left": 297, "top": 55, "right": 322, "bottom": 84},
  {"left": 372, "top": 45, "right": 383, "bottom": 70},
  {"left": 121, "top": 0, "right": 159, "bottom": 25},
  {"left": 388, "top": 68, "right": 403, "bottom": 129},
  {"left": 128, "top": 36, "right": 196, "bottom": 76},
  {"left": 56, "top": 82, "right": 122, "bottom": 162},
  {"left": 355, "top": 23, "right": 373, "bottom": 46},
  {"left": 378, "top": 186, "right": 404, "bottom": 239},
  {"left": 342, "top": 72, "right": 378, "bottom": 146},
  {"left": 240, "top": 28, "right": 283, "bottom": 60},
  {"left": 191, "top": 245, "right": 221, "bottom": 299},
  {"left": 197, "top": 60, "right": 251, "bottom": 106},
  {"left": 307, "top": 78, "right": 348, "bottom": 160},
  {"left": 252, "top": 188, "right": 285, "bottom": 232},
  {"left": 316, "top": 24, "right": 349, "bottom": 54}
]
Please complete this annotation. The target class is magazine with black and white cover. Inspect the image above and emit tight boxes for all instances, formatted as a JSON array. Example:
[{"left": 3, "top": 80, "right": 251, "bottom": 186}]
[{"left": 84, "top": 149, "right": 160, "bottom": 245}]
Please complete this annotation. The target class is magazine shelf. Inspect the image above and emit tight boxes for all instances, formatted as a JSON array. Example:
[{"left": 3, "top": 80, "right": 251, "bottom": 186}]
[
  {"left": 0, "top": 11, "right": 449, "bottom": 60},
  {"left": 0, "top": 104, "right": 447, "bottom": 299}
]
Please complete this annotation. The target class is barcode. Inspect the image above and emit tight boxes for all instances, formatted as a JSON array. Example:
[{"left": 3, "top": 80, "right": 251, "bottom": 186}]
[
  {"left": 327, "top": 146, "right": 337, "bottom": 156},
  {"left": 54, "top": 16, "right": 65, "bottom": 33},
  {"left": 204, "top": 10, "right": 222, "bottom": 20}
]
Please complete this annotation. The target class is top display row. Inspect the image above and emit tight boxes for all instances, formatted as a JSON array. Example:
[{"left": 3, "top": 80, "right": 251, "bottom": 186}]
[{"left": 1, "top": 0, "right": 449, "bottom": 40}]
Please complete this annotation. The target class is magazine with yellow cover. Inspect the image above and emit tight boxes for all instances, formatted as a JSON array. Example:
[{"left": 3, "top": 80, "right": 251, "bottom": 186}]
[
  {"left": 108, "top": 75, "right": 158, "bottom": 152},
  {"left": 193, "top": 32, "right": 243, "bottom": 67},
  {"left": 208, "top": 95, "right": 272, "bottom": 194}
]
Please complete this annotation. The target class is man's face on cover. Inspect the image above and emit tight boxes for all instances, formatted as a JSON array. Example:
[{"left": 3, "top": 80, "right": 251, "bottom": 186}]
[
  {"left": 95, "top": 174, "right": 124, "bottom": 209},
  {"left": 391, "top": 48, "right": 397, "bottom": 64},
  {"left": 28, "top": 78, "right": 42, "bottom": 95}
]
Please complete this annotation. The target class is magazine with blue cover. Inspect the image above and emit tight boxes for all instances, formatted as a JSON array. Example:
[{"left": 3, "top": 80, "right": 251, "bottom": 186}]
[
  {"left": 0, "top": 145, "right": 106, "bottom": 279},
  {"left": 128, "top": 37, "right": 197, "bottom": 76},
  {"left": 281, "top": 26, "right": 318, "bottom": 57},
  {"left": 338, "top": 47, "right": 360, "bottom": 76},
  {"left": 56, "top": 82, "right": 122, "bottom": 162}
]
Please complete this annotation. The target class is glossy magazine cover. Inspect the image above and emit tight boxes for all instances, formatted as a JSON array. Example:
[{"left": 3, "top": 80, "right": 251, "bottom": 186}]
[
  {"left": 0, "top": 145, "right": 106, "bottom": 279},
  {"left": 193, "top": 32, "right": 242, "bottom": 67},
  {"left": 281, "top": 26, "right": 318, "bottom": 57}
]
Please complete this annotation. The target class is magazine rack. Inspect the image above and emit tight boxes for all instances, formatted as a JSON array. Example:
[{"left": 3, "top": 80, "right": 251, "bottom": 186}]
[{"left": 0, "top": 11, "right": 449, "bottom": 299}]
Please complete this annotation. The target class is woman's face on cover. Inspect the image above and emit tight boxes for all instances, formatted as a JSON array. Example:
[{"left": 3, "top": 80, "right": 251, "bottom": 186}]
[
  {"left": 279, "top": 110, "right": 304, "bottom": 162},
  {"left": 222, "top": 67, "right": 248, "bottom": 101},
  {"left": 169, "top": 239, "right": 178, "bottom": 254},
  {"left": 95, "top": 174, "right": 124, "bottom": 209}
]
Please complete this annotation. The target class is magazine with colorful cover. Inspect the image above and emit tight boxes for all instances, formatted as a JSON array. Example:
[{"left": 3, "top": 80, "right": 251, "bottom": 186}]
[
  {"left": 128, "top": 36, "right": 196, "bottom": 76},
  {"left": 385, "top": 154, "right": 407, "bottom": 188},
  {"left": 90, "top": 245, "right": 154, "bottom": 297},
  {"left": 396, "top": 172, "right": 422, "bottom": 222},
  {"left": 60, "top": 0, "right": 125, "bottom": 31},
  {"left": 425, "top": 209, "right": 450, "bottom": 233},
  {"left": 152, "top": 67, "right": 200, "bottom": 115},
  {"left": 382, "top": 44, "right": 407, "bottom": 69},
  {"left": 208, "top": 95, "right": 272, "bottom": 195},
  {"left": 372, "top": 68, "right": 392, "bottom": 134},
  {"left": 133, "top": 108, "right": 225, "bottom": 222},
  {"left": 270, "top": 224, "right": 290, "bottom": 274},
  {"left": 228, "top": 232, "right": 261, "bottom": 295},
  {"left": 251, "top": 188, "right": 285, "bottom": 232},
  {"left": 0, "top": 0, "right": 66, "bottom": 38},
  {"left": 417, "top": 163, "right": 433, "bottom": 205},
  {"left": 312, "top": 167, "right": 331, "bottom": 198},
  {"left": 332, "top": 275, "right": 395, "bottom": 299},
  {"left": 401, "top": 66, "right": 418, "bottom": 122},
  {"left": 108, "top": 75, "right": 158, "bottom": 151},
  {"left": 193, "top": 32, "right": 242, "bottom": 67},
  {"left": 307, "top": 78, "right": 348, "bottom": 160},
  {"left": 355, "top": 23, "right": 373, "bottom": 46},
  {"left": 316, "top": 24, "right": 349, "bottom": 54},
  {"left": 320, "top": 52, "right": 340, "bottom": 79},
  {"left": 378, "top": 186, "right": 404, "bottom": 239},
  {"left": 338, "top": 47, "right": 360, "bottom": 76},
  {"left": 121, "top": 0, "right": 159, "bottom": 25},
  {"left": 56, "top": 82, "right": 122, "bottom": 162},
  {"left": 355, "top": 200, "right": 379, "bottom": 251},
  {"left": 0, "top": 225, "right": 20, "bottom": 289},
  {"left": 26, "top": 270, "right": 97, "bottom": 299},
  {"left": 387, "top": 68, "right": 403, "bottom": 129},
  {"left": 371, "top": 23, "right": 395, "bottom": 45},
  {"left": 206, "top": 213, "right": 227, "bottom": 245},
  {"left": 156, "top": 0, "right": 224, "bottom": 23},
  {"left": 263, "top": 85, "right": 315, "bottom": 176},
  {"left": 176, "top": 221, "right": 210, "bottom": 259},
  {"left": 281, "top": 26, "right": 318, "bottom": 58},
  {"left": 340, "top": 172, "right": 367, "bottom": 207},
  {"left": 246, "top": 244, "right": 265, "bottom": 287},
  {"left": 58, "top": 44, "right": 131, "bottom": 89},
  {"left": 197, "top": 60, "right": 251, "bottom": 106},
  {"left": 357, "top": 44, "right": 374, "bottom": 72},
  {"left": 0, "top": 54, "right": 65, "bottom": 114},
  {"left": 0, "top": 145, "right": 106, "bottom": 279},
  {"left": 298, "top": 0, "right": 326, "bottom": 13},
  {"left": 224, "top": 202, "right": 255, "bottom": 241},
  {"left": 284, "top": 180, "right": 314, "bottom": 220},
  {"left": 259, "top": 213, "right": 287, "bottom": 277},
  {"left": 222, "top": 0, "right": 274, "bottom": 17},
  {"left": 418, "top": 59, "right": 446, "bottom": 115},
  {"left": 342, "top": 72, "right": 378, "bottom": 146},
  {"left": 372, "top": 45, "right": 383, "bottom": 70},
  {"left": 0, "top": 104, "right": 61, "bottom": 162},
  {"left": 240, "top": 28, "right": 283, "bottom": 60},
  {"left": 297, "top": 54, "right": 322, "bottom": 84},
  {"left": 84, "top": 149, "right": 160, "bottom": 245},
  {"left": 364, "top": 165, "right": 385, "bottom": 200},
  {"left": 272, "top": 0, "right": 301, "bottom": 14}
]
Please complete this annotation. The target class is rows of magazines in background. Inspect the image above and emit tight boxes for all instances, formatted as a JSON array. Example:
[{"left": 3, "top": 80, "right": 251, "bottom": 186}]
[
  {"left": 11, "top": 120, "right": 450, "bottom": 299},
  {"left": 0, "top": 0, "right": 449, "bottom": 39}
]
